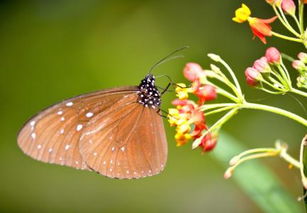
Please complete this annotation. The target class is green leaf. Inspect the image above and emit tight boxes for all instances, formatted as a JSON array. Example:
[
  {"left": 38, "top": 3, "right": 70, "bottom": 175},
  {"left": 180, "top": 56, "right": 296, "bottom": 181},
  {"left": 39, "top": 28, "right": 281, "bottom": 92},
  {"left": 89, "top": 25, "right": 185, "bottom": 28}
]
[{"left": 212, "top": 132, "right": 303, "bottom": 213}]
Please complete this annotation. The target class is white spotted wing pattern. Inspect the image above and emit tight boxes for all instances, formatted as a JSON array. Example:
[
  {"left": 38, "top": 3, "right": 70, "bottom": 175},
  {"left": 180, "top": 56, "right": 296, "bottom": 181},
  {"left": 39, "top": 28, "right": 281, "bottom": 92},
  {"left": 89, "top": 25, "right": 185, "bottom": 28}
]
[{"left": 17, "top": 83, "right": 168, "bottom": 179}]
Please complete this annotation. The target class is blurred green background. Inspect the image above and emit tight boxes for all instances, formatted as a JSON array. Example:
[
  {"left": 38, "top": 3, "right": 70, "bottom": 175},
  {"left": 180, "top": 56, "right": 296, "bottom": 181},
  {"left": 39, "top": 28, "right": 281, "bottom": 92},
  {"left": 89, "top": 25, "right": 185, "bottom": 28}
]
[{"left": 0, "top": 0, "right": 306, "bottom": 212}]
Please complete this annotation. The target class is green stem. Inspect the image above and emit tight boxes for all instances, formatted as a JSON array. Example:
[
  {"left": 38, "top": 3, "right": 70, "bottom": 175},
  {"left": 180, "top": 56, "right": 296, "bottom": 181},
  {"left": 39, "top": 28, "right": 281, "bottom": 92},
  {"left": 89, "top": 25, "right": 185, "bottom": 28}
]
[
  {"left": 291, "top": 88, "right": 307, "bottom": 97},
  {"left": 292, "top": 14, "right": 303, "bottom": 34},
  {"left": 241, "top": 102, "right": 307, "bottom": 126},
  {"left": 229, "top": 152, "right": 279, "bottom": 172},
  {"left": 219, "top": 58, "right": 243, "bottom": 98},
  {"left": 262, "top": 78, "right": 285, "bottom": 92},
  {"left": 277, "top": 64, "right": 291, "bottom": 87},
  {"left": 235, "top": 147, "right": 278, "bottom": 159},
  {"left": 206, "top": 75, "right": 240, "bottom": 102},
  {"left": 300, "top": 135, "right": 307, "bottom": 188},
  {"left": 205, "top": 105, "right": 238, "bottom": 116},
  {"left": 269, "top": 69, "right": 289, "bottom": 87},
  {"left": 260, "top": 87, "right": 284, "bottom": 95},
  {"left": 272, "top": 32, "right": 303, "bottom": 43},
  {"left": 200, "top": 103, "right": 237, "bottom": 111},
  {"left": 280, "top": 150, "right": 301, "bottom": 169},
  {"left": 298, "top": 0, "right": 304, "bottom": 33},
  {"left": 281, "top": 53, "right": 295, "bottom": 62},
  {"left": 277, "top": 6, "right": 301, "bottom": 36},
  {"left": 273, "top": 5, "right": 300, "bottom": 37},
  {"left": 216, "top": 87, "right": 239, "bottom": 102}
]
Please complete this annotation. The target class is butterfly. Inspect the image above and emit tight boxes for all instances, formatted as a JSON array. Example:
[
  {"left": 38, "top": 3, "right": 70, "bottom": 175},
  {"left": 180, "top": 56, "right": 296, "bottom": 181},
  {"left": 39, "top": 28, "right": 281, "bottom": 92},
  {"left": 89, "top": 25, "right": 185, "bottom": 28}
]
[
  {"left": 17, "top": 47, "right": 189, "bottom": 179},
  {"left": 17, "top": 73, "right": 168, "bottom": 179}
]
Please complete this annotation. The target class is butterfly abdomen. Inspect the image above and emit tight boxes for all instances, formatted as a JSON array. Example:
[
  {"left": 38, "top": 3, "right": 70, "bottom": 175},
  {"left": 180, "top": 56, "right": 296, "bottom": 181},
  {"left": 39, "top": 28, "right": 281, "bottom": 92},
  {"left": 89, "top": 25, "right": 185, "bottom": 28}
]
[{"left": 137, "top": 74, "right": 161, "bottom": 109}]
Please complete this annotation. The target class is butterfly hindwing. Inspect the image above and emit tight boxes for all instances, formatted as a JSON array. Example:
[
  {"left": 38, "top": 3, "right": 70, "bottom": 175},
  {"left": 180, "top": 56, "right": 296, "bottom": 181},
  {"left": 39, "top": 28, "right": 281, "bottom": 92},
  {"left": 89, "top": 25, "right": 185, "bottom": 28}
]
[{"left": 79, "top": 93, "right": 168, "bottom": 179}]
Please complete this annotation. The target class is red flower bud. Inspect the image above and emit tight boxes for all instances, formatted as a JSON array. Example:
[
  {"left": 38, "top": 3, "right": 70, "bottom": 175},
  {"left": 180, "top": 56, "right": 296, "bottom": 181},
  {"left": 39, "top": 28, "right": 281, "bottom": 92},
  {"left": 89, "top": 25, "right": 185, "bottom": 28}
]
[
  {"left": 292, "top": 60, "right": 305, "bottom": 71},
  {"left": 298, "top": 52, "right": 307, "bottom": 63},
  {"left": 253, "top": 57, "right": 270, "bottom": 73},
  {"left": 281, "top": 0, "right": 296, "bottom": 15},
  {"left": 194, "top": 85, "right": 217, "bottom": 103},
  {"left": 245, "top": 67, "right": 261, "bottom": 86},
  {"left": 199, "top": 133, "right": 217, "bottom": 152},
  {"left": 183, "top": 63, "right": 203, "bottom": 82},
  {"left": 265, "top": 47, "right": 281, "bottom": 64}
]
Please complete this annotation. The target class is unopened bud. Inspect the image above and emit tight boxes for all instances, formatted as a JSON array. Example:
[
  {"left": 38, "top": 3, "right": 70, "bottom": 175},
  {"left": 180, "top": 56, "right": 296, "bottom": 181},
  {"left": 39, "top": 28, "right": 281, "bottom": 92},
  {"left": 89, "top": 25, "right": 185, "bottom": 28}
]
[
  {"left": 224, "top": 168, "right": 233, "bottom": 179},
  {"left": 281, "top": 0, "right": 296, "bottom": 16},
  {"left": 265, "top": 47, "right": 281, "bottom": 64},
  {"left": 208, "top": 53, "right": 222, "bottom": 62},
  {"left": 298, "top": 52, "right": 307, "bottom": 63}
]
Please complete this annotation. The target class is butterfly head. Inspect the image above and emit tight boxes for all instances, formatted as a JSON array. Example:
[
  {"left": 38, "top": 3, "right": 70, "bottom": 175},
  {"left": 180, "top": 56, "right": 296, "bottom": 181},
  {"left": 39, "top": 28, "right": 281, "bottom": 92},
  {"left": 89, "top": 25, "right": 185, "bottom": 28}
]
[{"left": 137, "top": 74, "right": 161, "bottom": 108}]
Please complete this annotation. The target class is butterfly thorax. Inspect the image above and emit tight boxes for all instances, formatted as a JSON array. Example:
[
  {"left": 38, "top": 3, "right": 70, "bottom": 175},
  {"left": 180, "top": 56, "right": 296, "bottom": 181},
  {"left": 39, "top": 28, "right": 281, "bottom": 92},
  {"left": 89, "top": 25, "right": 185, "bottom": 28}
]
[{"left": 137, "top": 74, "right": 161, "bottom": 108}]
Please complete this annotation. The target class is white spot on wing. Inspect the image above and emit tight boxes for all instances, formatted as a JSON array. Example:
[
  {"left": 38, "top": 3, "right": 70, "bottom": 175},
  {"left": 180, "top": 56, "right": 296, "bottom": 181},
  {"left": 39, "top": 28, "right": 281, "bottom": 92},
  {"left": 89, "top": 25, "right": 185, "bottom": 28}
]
[
  {"left": 103, "top": 161, "right": 106, "bottom": 165},
  {"left": 57, "top": 111, "right": 63, "bottom": 115},
  {"left": 37, "top": 144, "right": 42, "bottom": 149},
  {"left": 48, "top": 148, "right": 53, "bottom": 153},
  {"left": 120, "top": 147, "right": 125, "bottom": 152},
  {"left": 65, "top": 144, "right": 71, "bottom": 150},
  {"left": 93, "top": 152, "right": 97, "bottom": 156},
  {"left": 66, "top": 102, "right": 73, "bottom": 106},
  {"left": 60, "top": 117, "right": 65, "bottom": 121},
  {"left": 76, "top": 124, "right": 83, "bottom": 131},
  {"left": 60, "top": 129, "right": 64, "bottom": 134},
  {"left": 111, "top": 147, "right": 115, "bottom": 152},
  {"left": 30, "top": 121, "right": 36, "bottom": 126},
  {"left": 86, "top": 112, "right": 94, "bottom": 118},
  {"left": 31, "top": 133, "right": 36, "bottom": 139}
]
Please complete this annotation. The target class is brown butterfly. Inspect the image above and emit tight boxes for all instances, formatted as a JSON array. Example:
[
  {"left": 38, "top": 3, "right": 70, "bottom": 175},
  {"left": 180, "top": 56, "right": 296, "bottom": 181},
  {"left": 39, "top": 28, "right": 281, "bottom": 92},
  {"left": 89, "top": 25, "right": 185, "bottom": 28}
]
[{"left": 17, "top": 74, "right": 168, "bottom": 179}]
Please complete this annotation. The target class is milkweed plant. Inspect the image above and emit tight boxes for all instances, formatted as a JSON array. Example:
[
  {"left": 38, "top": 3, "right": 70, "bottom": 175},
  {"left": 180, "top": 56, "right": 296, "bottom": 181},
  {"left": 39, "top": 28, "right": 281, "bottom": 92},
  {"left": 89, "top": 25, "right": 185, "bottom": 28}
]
[{"left": 168, "top": 0, "right": 307, "bottom": 200}]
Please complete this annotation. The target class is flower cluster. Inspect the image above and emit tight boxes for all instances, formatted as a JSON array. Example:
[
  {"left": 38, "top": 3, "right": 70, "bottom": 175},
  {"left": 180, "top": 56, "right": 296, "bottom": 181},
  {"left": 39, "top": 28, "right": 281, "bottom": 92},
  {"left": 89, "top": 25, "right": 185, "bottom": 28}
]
[
  {"left": 243, "top": 46, "right": 301, "bottom": 95},
  {"left": 244, "top": 47, "right": 281, "bottom": 86},
  {"left": 292, "top": 52, "right": 307, "bottom": 89},
  {"left": 168, "top": 63, "right": 217, "bottom": 151}
]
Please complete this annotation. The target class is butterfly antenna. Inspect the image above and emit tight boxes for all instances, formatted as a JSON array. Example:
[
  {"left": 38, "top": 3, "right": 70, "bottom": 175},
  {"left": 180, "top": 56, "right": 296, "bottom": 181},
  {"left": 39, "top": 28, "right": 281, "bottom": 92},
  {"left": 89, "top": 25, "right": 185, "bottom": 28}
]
[{"left": 148, "top": 46, "right": 189, "bottom": 74}]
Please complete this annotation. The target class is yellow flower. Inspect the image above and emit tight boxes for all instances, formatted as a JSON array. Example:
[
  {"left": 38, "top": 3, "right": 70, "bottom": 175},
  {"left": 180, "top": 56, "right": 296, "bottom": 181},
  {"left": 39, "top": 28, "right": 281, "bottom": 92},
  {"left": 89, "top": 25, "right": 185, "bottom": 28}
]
[
  {"left": 175, "top": 132, "right": 192, "bottom": 146},
  {"left": 175, "top": 83, "right": 189, "bottom": 100},
  {"left": 168, "top": 108, "right": 179, "bottom": 116},
  {"left": 176, "top": 122, "right": 191, "bottom": 134},
  {"left": 232, "top": 4, "right": 251, "bottom": 23},
  {"left": 168, "top": 108, "right": 180, "bottom": 126}
]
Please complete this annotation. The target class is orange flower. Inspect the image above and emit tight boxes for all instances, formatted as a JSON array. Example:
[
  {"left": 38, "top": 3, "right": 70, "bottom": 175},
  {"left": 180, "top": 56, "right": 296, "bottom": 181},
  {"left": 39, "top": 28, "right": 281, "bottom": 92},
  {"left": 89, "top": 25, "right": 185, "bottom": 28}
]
[
  {"left": 233, "top": 4, "right": 277, "bottom": 44},
  {"left": 248, "top": 17, "right": 277, "bottom": 44}
]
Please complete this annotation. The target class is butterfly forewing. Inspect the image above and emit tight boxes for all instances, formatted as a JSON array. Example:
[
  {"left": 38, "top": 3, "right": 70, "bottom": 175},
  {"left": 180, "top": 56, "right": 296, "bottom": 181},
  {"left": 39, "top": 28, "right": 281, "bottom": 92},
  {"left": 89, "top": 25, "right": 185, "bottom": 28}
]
[
  {"left": 79, "top": 94, "right": 168, "bottom": 179},
  {"left": 17, "top": 87, "right": 138, "bottom": 170}
]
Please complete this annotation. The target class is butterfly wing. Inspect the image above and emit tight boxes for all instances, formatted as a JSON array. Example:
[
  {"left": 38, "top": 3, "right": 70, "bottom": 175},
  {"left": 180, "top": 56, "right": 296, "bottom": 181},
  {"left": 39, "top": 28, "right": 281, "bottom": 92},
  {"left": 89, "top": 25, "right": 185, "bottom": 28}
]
[
  {"left": 17, "top": 86, "right": 138, "bottom": 170},
  {"left": 79, "top": 93, "right": 168, "bottom": 179}
]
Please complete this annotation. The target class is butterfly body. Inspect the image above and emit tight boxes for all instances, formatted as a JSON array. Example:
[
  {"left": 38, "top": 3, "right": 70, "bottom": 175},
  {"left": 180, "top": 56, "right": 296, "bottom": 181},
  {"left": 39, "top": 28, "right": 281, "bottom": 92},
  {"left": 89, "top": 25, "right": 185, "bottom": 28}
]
[{"left": 18, "top": 74, "right": 167, "bottom": 179}]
